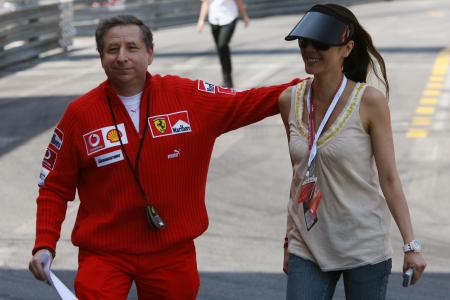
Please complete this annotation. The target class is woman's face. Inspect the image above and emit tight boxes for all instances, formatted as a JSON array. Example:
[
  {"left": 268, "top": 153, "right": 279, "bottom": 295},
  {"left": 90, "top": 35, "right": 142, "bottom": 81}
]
[{"left": 299, "top": 39, "right": 353, "bottom": 76}]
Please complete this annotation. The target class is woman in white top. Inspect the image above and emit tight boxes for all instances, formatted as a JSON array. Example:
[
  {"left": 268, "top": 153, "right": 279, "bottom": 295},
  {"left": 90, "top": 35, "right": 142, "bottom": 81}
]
[
  {"left": 277, "top": 4, "right": 426, "bottom": 299},
  {"left": 197, "top": 0, "right": 249, "bottom": 87}
]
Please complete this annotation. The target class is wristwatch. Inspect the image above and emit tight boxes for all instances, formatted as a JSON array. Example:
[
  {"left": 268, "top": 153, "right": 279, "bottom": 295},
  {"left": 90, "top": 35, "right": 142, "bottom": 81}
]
[{"left": 403, "top": 240, "right": 422, "bottom": 253}]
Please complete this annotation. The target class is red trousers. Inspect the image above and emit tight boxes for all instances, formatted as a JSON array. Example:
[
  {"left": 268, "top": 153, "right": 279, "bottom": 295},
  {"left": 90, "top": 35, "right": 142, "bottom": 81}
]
[{"left": 74, "top": 241, "right": 200, "bottom": 300}]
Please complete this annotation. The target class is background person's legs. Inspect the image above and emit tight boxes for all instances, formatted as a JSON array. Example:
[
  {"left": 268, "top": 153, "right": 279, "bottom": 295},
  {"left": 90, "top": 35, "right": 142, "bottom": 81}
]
[{"left": 211, "top": 19, "right": 237, "bottom": 87}]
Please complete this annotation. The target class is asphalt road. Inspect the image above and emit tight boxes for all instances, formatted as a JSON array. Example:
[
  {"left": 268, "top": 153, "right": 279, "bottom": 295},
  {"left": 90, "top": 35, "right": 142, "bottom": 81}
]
[{"left": 0, "top": 0, "right": 450, "bottom": 299}]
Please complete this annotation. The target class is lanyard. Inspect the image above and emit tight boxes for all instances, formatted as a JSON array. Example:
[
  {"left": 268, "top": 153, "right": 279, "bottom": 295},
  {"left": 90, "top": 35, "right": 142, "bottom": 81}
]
[
  {"left": 106, "top": 93, "right": 149, "bottom": 201},
  {"left": 106, "top": 92, "right": 166, "bottom": 230},
  {"left": 305, "top": 76, "right": 347, "bottom": 176}
]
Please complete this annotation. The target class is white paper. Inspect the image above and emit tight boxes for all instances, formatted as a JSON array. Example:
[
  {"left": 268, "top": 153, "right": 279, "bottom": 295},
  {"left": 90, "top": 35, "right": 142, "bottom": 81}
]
[{"left": 48, "top": 271, "right": 78, "bottom": 300}]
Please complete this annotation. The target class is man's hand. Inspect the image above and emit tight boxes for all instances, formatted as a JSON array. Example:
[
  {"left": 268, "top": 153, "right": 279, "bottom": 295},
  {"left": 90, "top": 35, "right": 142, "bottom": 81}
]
[{"left": 29, "top": 249, "right": 53, "bottom": 285}]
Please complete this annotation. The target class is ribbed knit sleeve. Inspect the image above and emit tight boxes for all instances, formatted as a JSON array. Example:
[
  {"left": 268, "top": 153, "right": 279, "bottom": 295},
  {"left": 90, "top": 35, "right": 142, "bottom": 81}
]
[
  {"left": 33, "top": 103, "right": 80, "bottom": 255},
  {"left": 175, "top": 77, "right": 302, "bottom": 136}
]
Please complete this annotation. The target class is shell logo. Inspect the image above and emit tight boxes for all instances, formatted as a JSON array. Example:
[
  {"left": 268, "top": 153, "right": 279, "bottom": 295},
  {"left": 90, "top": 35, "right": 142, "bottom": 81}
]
[{"left": 106, "top": 129, "right": 122, "bottom": 142}]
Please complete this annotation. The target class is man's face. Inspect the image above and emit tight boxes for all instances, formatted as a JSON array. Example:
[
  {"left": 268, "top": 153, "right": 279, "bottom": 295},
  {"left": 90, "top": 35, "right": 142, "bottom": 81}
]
[{"left": 100, "top": 25, "right": 153, "bottom": 93}]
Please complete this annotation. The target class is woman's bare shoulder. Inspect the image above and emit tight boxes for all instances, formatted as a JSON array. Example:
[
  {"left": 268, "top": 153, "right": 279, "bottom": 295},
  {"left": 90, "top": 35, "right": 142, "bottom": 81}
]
[
  {"left": 279, "top": 86, "right": 293, "bottom": 104},
  {"left": 361, "top": 85, "right": 387, "bottom": 107}
]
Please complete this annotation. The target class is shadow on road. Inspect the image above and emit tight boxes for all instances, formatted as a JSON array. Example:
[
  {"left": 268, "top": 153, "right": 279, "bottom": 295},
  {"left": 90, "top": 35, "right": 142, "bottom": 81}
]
[
  {"left": 0, "top": 96, "right": 76, "bottom": 157},
  {"left": 0, "top": 268, "right": 448, "bottom": 299}
]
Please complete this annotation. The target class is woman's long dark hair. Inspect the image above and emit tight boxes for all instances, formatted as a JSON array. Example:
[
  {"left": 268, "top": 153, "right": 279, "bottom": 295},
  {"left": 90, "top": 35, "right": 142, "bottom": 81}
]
[{"left": 319, "top": 4, "right": 389, "bottom": 99}]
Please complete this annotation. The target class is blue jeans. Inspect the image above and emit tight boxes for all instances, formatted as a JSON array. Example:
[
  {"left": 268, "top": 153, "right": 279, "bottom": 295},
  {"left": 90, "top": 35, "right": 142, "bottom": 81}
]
[{"left": 286, "top": 254, "right": 391, "bottom": 300}]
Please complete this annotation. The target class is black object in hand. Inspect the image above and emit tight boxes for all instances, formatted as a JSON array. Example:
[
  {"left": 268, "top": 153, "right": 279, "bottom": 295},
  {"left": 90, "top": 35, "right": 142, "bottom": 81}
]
[{"left": 402, "top": 268, "right": 414, "bottom": 287}]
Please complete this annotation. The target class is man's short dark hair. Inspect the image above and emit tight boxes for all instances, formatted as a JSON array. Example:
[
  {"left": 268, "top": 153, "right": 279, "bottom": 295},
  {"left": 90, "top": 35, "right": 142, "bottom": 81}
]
[{"left": 95, "top": 15, "right": 153, "bottom": 57}]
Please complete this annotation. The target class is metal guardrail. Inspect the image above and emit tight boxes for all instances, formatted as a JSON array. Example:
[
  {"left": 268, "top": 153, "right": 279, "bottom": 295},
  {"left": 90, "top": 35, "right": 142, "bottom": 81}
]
[
  {"left": 245, "top": 0, "right": 382, "bottom": 18},
  {"left": 73, "top": 0, "right": 390, "bottom": 36},
  {"left": 0, "top": 0, "right": 74, "bottom": 69},
  {"left": 0, "top": 0, "right": 389, "bottom": 69},
  {"left": 74, "top": 0, "right": 200, "bottom": 36}
]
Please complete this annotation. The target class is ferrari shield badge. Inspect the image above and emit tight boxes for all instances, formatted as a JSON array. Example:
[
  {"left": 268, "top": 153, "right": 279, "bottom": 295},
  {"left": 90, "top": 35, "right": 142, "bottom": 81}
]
[{"left": 154, "top": 118, "right": 167, "bottom": 133}]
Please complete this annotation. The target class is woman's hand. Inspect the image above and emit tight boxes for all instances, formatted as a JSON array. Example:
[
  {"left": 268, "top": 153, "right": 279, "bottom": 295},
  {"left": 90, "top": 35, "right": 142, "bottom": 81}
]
[
  {"left": 243, "top": 15, "right": 250, "bottom": 28},
  {"left": 283, "top": 247, "right": 289, "bottom": 274},
  {"left": 197, "top": 20, "right": 205, "bottom": 32},
  {"left": 404, "top": 252, "right": 427, "bottom": 285}
]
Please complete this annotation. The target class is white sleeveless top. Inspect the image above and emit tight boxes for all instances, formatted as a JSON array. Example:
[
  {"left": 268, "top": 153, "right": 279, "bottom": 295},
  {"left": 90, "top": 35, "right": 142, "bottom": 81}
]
[
  {"left": 286, "top": 79, "right": 393, "bottom": 271},
  {"left": 207, "top": 0, "right": 239, "bottom": 25}
]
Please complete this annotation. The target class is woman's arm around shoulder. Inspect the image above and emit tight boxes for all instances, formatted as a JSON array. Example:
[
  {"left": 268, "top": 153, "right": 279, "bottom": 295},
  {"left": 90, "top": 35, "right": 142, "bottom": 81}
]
[{"left": 361, "top": 86, "right": 427, "bottom": 285}]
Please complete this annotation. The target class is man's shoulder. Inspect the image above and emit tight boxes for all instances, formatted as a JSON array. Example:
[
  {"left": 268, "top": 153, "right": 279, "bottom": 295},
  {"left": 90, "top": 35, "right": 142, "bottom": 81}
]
[
  {"left": 151, "top": 75, "right": 197, "bottom": 94},
  {"left": 153, "top": 74, "right": 195, "bottom": 89}
]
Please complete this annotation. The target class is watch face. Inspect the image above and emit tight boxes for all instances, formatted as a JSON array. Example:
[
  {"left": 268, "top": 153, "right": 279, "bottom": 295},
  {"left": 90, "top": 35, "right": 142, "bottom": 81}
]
[{"left": 412, "top": 240, "right": 421, "bottom": 251}]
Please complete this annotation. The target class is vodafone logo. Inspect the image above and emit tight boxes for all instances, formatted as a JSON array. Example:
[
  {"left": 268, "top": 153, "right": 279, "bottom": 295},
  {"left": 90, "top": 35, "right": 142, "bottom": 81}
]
[
  {"left": 88, "top": 133, "right": 101, "bottom": 147},
  {"left": 84, "top": 129, "right": 105, "bottom": 154},
  {"left": 83, "top": 124, "right": 128, "bottom": 155},
  {"left": 44, "top": 149, "right": 51, "bottom": 159},
  {"left": 42, "top": 147, "right": 58, "bottom": 170}
]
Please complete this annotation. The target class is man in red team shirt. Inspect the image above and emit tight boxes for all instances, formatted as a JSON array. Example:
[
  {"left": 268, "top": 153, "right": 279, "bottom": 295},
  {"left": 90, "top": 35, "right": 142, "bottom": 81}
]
[{"left": 28, "top": 15, "right": 299, "bottom": 299}]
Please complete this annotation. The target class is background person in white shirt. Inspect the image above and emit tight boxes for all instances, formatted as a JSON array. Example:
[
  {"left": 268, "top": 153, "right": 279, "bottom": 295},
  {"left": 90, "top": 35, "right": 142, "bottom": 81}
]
[{"left": 197, "top": 0, "right": 249, "bottom": 88}]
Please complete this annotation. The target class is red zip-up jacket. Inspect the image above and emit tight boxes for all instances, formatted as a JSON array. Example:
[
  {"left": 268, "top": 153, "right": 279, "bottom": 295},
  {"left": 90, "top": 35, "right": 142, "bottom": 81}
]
[{"left": 33, "top": 73, "right": 301, "bottom": 255}]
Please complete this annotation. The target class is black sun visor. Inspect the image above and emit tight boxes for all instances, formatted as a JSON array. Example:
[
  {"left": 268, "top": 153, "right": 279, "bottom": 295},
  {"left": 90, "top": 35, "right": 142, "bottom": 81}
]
[{"left": 285, "top": 11, "right": 352, "bottom": 45}]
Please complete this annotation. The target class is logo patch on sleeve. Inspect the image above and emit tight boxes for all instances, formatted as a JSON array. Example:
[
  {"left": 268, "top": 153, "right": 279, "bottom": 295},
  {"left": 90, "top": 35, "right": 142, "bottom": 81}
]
[
  {"left": 83, "top": 123, "right": 128, "bottom": 155},
  {"left": 38, "top": 167, "right": 50, "bottom": 187},
  {"left": 149, "top": 111, "right": 192, "bottom": 138},
  {"left": 198, "top": 80, "right": 216, "bottom": 93},
  {"left": 42, "top": 148, "right": 58, "bottom": 170},
  {"left": 95, "top": 149, "right": 124, "bottom": 167},
  {"left": 50, "top": 128, "right": 64, "bottom": 150},
  {"left": 217, "top": 86, "right": 236, "bottom": 95}
]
